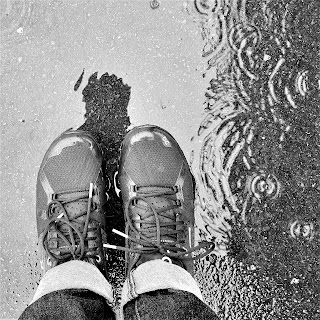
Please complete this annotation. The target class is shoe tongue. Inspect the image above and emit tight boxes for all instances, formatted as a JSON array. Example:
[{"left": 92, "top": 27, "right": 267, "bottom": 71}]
[
  {"left": 52, "top": 190, "right": 90, "bottom": 220},
  {"left": 134, "top": 195, "right": 179, "bottom": 244},
  {"left": 62, "top": 201, "right": 88, "bottom": 221}
]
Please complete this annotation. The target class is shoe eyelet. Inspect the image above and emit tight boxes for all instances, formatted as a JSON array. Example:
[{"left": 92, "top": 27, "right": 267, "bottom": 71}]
[
  {"left": 162, "top": 256, "right": 172, "bottom": 264},
  {"left": 96, "top": 255, "right": 101, "bottom": 263},
  {"left": 176, "top": 200, "right": 181, "bottom": 206},
  {"left": 47, "top": 257, "right": 52, "bottom": 267},
  {"left": 51, "top": 193, "right": 58, "bottom": 200},
  {"left": 172, "top": 186, "right": 178, "bottom": 193}
]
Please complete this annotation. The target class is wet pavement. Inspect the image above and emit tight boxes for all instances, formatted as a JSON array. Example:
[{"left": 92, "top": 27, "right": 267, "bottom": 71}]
[
  {"left": 1, "top": 0, "right": 320, "bottom": 319},
  {"left": 0, "top": 0, "right": 204, "bottom": 317}
]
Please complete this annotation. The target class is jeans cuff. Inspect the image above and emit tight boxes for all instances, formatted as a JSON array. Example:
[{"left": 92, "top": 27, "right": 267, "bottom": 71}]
[
  {"left": 120, "top": 259, "right": 203, "bottom": 309},
  {"left": 31, "top": 260, "right": 114, "bottom": 307}
]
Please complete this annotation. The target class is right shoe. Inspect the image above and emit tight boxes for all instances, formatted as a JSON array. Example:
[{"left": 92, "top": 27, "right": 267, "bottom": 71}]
[{"left": 106, "top": 125, "right": 214, "bottom": 276}]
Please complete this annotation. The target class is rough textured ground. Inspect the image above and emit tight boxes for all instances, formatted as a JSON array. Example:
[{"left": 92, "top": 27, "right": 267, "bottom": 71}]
[{"left": 78, "top": 70, "right": 320, "bottom": 319}]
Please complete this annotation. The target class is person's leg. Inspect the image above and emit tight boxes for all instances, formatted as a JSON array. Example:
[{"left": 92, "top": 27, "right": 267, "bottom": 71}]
[
  {"left": 20, "top": 289, "right": 113, "bottom": 320},
  {"left": 19, "top": 261, "right": 115, "bottom": 320},
  {"left": 19, "top": 129, "right": 116, "bottom": 319},
  {"left": 106, "top": 125, "right": 219, "bottom": 319},
  {"left": 121, "top": 259, "right": 219, "bottom": 320}
]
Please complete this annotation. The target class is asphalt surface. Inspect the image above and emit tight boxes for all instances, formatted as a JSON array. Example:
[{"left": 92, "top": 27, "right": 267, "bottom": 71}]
[{"left": 1, "top": 0, "right": 319, "bottom": 319}]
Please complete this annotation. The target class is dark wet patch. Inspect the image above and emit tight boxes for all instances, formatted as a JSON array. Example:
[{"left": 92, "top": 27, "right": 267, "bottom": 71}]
[
  {"left": 187, "top": 0, "right": 320, "bottom": 318},
  {"left": 78, "top": 71, "right": 130, "bottom": 302},
  {"left": 74, "top": 68, "right": 85, "bottom": 92}
]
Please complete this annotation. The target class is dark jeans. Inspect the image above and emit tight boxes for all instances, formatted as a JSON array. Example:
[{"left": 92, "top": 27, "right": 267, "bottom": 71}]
[{"left": 19, "top": 288, "right": 220, "bottom": 320}]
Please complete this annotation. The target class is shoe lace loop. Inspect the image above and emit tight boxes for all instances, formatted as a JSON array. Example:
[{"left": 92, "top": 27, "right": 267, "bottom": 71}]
[
  {"left": 43, "top": 183, "right": 100, "bottom": 263},
  {"left": 106, "top": 185, "right": 215, "bottom": 264}
]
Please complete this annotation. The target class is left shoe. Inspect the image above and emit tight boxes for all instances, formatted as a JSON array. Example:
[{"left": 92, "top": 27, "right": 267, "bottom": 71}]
[{"left": 36, "top": 129, "right": 109, "bottom": 276}]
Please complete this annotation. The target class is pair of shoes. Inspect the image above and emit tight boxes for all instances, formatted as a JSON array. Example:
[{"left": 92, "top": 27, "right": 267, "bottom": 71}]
[{"left": 36, "top": 125, "right": 214, "bottom": 277}]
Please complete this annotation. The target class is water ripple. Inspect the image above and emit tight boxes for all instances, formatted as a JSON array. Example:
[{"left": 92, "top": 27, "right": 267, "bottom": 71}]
[{"left": 187, "top": 0, "right": 320, "bottom": 261}]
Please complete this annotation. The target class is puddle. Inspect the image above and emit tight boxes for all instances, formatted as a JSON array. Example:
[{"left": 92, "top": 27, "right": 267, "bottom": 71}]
[
  {"left": 187, "top": 0, "right": 319, "bottom": 248},
  {"left": 187, "top": 0, "right": 320, "bottom": 317}
]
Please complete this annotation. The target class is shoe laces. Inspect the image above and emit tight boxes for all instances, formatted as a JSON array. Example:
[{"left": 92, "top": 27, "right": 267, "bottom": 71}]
[
  {"left": 43, "top": 183, "right": 102, "bottom": 264},
  {"left": 105, "top": 185, "right": 214, "bottom": 269}
]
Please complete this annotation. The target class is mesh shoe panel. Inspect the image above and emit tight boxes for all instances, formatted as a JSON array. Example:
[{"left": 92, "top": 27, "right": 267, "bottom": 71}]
[
  {"left": 44, "top": 144, "right": 100, "bottom": 193},
  {"left": 124, "top": 139, "right": 184, "bottom": 186}
]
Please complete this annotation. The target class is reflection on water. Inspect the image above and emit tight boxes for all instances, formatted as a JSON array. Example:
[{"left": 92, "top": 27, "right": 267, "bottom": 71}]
[{"left": 187, "top": 0, "right": 320, "bottom": 262}]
